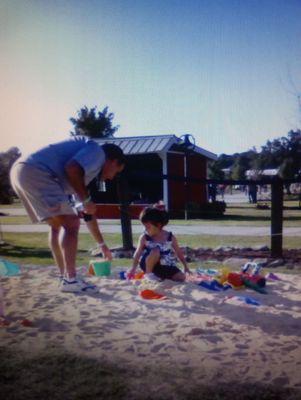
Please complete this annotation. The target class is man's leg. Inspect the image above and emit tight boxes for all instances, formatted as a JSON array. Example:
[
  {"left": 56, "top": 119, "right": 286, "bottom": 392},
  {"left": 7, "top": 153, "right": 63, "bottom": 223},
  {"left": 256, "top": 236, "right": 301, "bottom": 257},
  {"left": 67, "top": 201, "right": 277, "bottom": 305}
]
[
  {"left": 60, "top": 215, "right": 80, "bottom": 279},
  {"left": 10, "top": 162, "right": 82, "bottom": 280},
  {"left": 46, "top": 215, "right": 80, "bottom": 279},
  {"left": 49, "top": 226, "right": 64, "bottom": 276}
]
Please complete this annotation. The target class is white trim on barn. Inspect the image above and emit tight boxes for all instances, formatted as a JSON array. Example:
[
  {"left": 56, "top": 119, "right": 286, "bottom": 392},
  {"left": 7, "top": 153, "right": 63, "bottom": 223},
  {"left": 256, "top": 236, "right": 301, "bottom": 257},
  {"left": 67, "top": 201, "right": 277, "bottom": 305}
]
[
  {"left": 95, "top": 134, "right": 217, "bottom": 160},
  {"left": 158, "top": 152, "right": 169, "bottom": 210}
]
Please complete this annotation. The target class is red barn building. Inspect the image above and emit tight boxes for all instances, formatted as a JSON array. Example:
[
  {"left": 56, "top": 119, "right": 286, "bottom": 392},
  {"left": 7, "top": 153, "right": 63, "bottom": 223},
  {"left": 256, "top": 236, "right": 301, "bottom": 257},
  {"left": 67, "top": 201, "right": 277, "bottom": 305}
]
[{"left": 92, "top": 135, "right": 217, "bottom": 219}]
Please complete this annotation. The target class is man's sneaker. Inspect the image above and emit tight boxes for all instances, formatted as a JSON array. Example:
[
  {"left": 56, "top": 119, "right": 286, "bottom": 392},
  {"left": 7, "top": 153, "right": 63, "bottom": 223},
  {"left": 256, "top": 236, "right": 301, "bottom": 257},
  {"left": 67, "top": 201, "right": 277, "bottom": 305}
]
[
  {"left": 79, "top": 278, "right": 99, "bottom": 293},
  {"left": 60, "top": 279, "right": 83, "bottom": 293},
  {"left": 144, "top": 273, "right": 161, "bottom": 282},
  {"left": 60, "top": 278, "right": 98, "bottom": 293}
]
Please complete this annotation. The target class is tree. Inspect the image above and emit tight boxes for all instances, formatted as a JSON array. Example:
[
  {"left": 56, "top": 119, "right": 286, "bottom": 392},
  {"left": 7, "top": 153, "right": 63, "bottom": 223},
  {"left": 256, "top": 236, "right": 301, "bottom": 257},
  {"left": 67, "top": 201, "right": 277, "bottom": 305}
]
[
  {"left": 0, "top": 147, "right": 21, "bottom": 204},
  {"left": 260, "top": 130, "right": 301, "bottom": 177},
  {"left": 231, "top": 160, "right": 247, "bottom": 180},
  {"left": 70, "top": 106, "right": 119, "bottom": 138},
  {"left": 231, "top": 151, "right": 255, "bottom": 180},
  {"left": 208, "top": 161, "right": 225, "bottom": 180},
  {"left": 213, "top": 129, "right": 301, "bottom": 185}
]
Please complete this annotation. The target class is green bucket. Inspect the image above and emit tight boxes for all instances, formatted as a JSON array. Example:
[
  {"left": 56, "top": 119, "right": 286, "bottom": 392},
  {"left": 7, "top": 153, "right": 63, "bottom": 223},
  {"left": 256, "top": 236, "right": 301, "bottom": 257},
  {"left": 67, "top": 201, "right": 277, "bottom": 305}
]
[{"left": 89, "top": 259, "right": 111, "bottom": 276}]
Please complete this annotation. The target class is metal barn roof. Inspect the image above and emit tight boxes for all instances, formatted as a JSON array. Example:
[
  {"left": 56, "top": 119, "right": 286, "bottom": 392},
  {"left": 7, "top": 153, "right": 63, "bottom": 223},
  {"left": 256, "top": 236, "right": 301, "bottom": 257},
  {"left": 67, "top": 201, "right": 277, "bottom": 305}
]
[{"left": 95, "top": 135, "right": 217, "bottom": 160}]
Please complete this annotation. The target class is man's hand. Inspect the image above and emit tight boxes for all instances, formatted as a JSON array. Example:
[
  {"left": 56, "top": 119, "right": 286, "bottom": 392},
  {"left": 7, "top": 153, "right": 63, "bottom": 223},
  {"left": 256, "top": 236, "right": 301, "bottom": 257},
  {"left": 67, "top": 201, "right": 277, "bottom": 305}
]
[
  {"left": 101, "top": 244, "right": 113, "bottom": 261},
  {"left": 83, "top": 200, "right": 97, "bottom": 215}
]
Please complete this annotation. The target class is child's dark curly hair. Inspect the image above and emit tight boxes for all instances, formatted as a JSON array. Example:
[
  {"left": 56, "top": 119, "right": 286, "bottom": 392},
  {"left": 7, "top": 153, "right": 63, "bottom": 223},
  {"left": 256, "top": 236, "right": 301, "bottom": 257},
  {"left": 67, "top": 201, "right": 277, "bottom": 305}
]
[{"left": 139, "top": 207, "right": 169, "bottom": 226}]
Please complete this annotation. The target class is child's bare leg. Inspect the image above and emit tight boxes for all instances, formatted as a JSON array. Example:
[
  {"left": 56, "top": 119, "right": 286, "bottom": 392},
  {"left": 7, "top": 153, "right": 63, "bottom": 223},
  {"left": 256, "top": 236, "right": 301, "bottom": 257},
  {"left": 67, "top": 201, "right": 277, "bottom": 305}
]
[
  {"left": 171, "top": 271, "right": 186, "bottom": 282},
  {"left": 145, "top": 248, "right": 160, "bottom": 274}
]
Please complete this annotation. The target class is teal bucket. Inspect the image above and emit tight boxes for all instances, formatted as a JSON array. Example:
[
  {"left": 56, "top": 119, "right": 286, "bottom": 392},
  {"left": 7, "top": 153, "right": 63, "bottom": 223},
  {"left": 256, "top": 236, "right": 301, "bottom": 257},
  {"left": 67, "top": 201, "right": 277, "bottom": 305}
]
[{"left": 89, "top": 259, "right": 111, "bottom": 276}]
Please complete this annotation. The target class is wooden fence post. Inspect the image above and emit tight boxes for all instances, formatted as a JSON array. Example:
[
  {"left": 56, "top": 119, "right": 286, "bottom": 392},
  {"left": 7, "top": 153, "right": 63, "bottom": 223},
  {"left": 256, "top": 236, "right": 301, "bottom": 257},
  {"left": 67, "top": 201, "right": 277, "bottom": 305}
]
[
  {"left": 117, "top": 174, "right": 134, "bottom": 250},
  {"left": 271, "top": 178, "right": 283, "bottom": 258}
]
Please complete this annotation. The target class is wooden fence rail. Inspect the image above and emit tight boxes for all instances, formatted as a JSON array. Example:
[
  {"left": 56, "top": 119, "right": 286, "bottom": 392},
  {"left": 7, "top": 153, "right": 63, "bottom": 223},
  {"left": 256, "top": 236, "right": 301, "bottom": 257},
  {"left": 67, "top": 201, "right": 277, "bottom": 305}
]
[{"left": 118, "top": 172, "right": 300, "bottom": 257}]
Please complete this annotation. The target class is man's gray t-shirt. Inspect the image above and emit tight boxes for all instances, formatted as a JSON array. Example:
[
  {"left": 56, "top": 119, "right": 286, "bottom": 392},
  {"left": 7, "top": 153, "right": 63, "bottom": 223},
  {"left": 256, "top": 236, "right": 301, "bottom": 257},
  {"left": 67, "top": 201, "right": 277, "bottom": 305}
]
[{"left": 23, "top": 137, "right": 105, "bottom": 193}]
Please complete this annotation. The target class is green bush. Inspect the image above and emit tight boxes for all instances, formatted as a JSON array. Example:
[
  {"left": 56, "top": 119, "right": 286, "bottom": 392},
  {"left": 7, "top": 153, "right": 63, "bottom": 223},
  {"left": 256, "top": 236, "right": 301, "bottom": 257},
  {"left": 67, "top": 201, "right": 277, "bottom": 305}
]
[{"left": 187, "top": 201, "right": 226, "bottom": 219}]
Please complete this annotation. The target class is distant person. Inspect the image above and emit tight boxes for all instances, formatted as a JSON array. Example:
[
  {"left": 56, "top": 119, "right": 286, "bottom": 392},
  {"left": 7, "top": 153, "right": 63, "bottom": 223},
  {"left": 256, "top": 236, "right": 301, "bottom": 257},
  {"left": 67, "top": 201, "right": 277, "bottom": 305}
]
[
  {"left": 10, "top": 137, "right": 125, "bottom": 293},
  {"left": 248, "top": 183, "right": 258, "bottom": 203},
  {"left": 128, "top": 207, "right": 191, "bottom": 281},
  {"left": 208, "top": 183, "right": 217, "bottom": 202},
  {"left": 218, "top": 184, "right": 226, "bottom": 200}
]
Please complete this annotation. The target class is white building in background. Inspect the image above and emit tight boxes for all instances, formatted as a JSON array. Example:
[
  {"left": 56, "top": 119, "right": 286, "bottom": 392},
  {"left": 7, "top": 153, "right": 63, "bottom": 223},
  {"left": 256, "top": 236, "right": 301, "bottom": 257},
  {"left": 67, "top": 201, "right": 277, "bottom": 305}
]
[
  {"left": 245, "top": 168, "right": 279, "bottom": 178},
  {"left": 221, "top": 167, "right": 232, "bottom": 178}
]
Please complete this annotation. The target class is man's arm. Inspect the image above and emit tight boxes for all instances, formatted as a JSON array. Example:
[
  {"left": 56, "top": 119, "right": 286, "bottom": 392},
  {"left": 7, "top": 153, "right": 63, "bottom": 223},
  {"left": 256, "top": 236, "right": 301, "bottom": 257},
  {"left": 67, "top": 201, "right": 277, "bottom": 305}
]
[
  {"left": 85, "top": 216, "right": 112, "bottom": 260},
  {"left": 65, "top": 160, "right": 96, "bottom": 215},
  {"left": 65, "top": 159, "right": 112, "bottom": 259},
  {"left": 65, "top": 160, "right": 88, "bottom": 201}
]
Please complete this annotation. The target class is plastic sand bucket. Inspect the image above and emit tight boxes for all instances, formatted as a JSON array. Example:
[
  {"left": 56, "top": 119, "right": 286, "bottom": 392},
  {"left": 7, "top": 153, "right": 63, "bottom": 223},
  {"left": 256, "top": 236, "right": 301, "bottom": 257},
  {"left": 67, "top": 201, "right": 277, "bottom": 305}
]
[
  {"left": 227, "top": 272, "right": 244, "bottom": 288},
  {"left": 89, "top": 259, "right": 111, "bottom": 276},
  {"left": 134, "top": 271, "right": 144, "bottom": 279}
]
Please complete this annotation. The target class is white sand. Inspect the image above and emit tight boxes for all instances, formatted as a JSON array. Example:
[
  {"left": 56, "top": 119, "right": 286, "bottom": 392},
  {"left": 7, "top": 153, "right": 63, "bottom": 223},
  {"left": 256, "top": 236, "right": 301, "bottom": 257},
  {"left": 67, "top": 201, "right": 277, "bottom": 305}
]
[{"left": 1, "top": 265, "right": 301, "bottom": 393}]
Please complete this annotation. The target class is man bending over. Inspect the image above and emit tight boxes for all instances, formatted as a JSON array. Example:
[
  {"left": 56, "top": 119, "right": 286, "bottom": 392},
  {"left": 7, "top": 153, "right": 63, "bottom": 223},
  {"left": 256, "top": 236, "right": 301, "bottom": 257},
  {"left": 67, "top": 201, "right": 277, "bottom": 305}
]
[{"left": 10, "top": 137, "right": 125, "bottom": 293}]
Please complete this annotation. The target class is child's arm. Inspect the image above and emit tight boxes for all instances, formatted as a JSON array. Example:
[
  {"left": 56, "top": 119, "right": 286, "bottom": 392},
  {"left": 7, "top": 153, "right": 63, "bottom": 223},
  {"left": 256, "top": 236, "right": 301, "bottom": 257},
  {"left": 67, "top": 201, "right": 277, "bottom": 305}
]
[
  {"left": 127, "top": 235, "right": 146, "bottom": 278},
  {"left": 172, "top": 235, "right": 191, "bottom": 274}
]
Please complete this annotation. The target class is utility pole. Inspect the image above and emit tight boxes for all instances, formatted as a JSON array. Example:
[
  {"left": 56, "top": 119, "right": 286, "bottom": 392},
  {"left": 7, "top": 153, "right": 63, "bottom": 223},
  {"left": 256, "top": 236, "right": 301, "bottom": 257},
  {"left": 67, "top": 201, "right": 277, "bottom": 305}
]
[
  {"left": 271, "top": 178, "right": 283, "bottom": 258},
  {"left": 180, "top": 134, "right": 196, "bottom": 220},
  {"left": 116, "top": 173, "right": 134, "bottom": 251}
]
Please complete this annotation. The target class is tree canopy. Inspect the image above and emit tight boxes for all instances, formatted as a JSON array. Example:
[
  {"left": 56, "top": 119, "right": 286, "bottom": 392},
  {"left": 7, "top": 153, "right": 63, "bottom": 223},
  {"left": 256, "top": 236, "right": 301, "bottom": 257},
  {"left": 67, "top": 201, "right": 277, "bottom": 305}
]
[
  {"left": 209, "top": 129, "right": 301, "bottom": 180},
  {"left": 70, "top": 106, "right": 119, "bottom": 139}
]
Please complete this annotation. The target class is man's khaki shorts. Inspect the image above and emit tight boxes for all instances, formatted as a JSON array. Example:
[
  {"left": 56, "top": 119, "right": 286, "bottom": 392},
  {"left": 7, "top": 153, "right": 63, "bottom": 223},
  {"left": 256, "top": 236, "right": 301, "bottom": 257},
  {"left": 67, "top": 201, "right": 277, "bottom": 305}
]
[{"left": 10, "top": 162, "right": 77, "bottom": 223}]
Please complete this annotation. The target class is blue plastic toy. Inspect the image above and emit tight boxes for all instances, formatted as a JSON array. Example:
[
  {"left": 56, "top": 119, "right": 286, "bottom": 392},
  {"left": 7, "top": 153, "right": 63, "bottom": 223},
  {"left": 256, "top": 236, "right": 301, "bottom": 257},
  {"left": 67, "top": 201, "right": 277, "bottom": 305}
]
[
  {"left": 235, "top": 295, "right": 261, "bottom": 306},
  {"left": 198, "top": 280, "right": 232, "bottom": 292},
  {"left": 0, "top": 259, "right": 21, "bottom": 277},
  {"left": 197, "top": 268, "right": 218, "bottom": 276},
  {"left": 119, "top": 271, "right": 127, "bottom": 280}
]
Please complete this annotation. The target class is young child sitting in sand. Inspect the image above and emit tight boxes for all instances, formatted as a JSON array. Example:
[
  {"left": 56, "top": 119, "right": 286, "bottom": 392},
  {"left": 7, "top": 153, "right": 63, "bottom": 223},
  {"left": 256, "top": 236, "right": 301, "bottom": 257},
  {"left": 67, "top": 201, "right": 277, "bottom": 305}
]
[{"left": 128, "top": 207, "right": 191, "bottom": 281}]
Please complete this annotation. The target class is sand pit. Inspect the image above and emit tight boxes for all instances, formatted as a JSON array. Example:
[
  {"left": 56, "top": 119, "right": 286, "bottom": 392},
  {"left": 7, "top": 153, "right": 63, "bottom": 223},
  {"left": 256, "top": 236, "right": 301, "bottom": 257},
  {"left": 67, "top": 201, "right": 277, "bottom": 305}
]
[{"left": 1, "top": 265, "right": 301, "bottom": 399}]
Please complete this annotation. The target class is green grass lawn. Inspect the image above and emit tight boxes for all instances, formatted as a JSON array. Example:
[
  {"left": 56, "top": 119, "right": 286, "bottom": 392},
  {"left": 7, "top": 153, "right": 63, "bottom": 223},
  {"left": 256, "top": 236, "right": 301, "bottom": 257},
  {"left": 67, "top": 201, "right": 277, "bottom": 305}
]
[
  {"left": 1, "top": 200, "right": 301, "bottom": 269},
  {"left": 0, "top": 232, "right": 125, "bottom": 267},
  {"left": 1, "top": 200, "right": 301, "bottom": 226},
  {"left": 0, "top": 215, "right": 33, "bottom": 224},
  {"left": 1, "top": 231, "right": 300, "bottom": 270}
]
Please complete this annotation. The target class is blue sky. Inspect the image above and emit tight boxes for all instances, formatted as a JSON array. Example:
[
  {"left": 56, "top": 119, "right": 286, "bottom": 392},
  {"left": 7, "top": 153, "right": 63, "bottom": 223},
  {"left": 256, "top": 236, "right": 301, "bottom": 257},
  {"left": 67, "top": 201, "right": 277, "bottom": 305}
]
[{"left": 1, "top": 0, "right": 301, "bottom": 156}]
